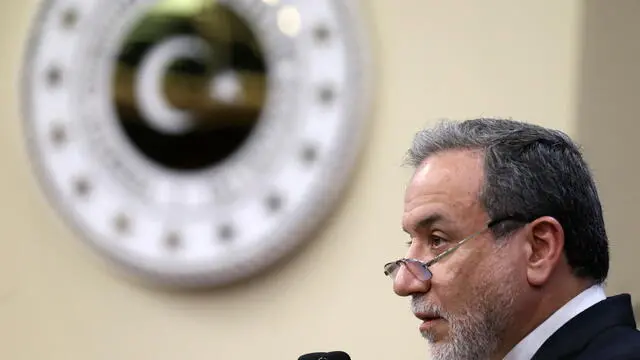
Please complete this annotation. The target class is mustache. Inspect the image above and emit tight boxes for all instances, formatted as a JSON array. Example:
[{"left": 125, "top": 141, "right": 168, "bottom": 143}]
[{"left": 411, "top": 296, "right": 449, "bottom": 319}]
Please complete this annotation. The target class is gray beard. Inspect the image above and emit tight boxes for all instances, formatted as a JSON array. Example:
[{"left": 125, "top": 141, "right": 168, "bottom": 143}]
[
  {"left": 412, "top": 286, "right": 516, "bottom": 360},
  {"left": 423, "top": 310, "right": 500, "bottom": 360}
]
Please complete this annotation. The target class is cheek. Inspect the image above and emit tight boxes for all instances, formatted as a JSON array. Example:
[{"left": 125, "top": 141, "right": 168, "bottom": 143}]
[
  {"left": 479, "top": 252, "right": 525, "bottom": 304},
  {"left": 438, "top": 254, "right": 506, "bottom": 303},
  {"left": 494, "top": 242, "right": 529, "bottom": 284},
  {"left": 428, "top": 258, "right": 478, "bottom": 304}
]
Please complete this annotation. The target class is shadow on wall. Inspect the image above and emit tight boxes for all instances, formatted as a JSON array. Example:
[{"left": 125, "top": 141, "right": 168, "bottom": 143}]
[{"left": 575, "top": 0, "right": 640, "bottom": 309}]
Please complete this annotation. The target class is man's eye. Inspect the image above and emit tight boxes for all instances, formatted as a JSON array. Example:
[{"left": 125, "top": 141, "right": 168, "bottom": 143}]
[{"left": 430, "top": 236, "right": 447, "bottom": 248}]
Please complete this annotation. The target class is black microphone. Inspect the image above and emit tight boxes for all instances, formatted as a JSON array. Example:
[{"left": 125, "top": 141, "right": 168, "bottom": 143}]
[{"left": 298, "top": 351, "right": 351, "bottom": 360}]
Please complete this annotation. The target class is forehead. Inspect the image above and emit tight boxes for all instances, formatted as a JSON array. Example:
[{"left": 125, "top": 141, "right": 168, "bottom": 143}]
[{"left": 404, "top": 149, "right": 485, "bottom": 216}]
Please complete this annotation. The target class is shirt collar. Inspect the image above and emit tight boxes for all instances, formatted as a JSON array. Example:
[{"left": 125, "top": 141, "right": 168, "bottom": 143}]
[{"left": 503, "top": 284, "right": 607, "bottom": 360}]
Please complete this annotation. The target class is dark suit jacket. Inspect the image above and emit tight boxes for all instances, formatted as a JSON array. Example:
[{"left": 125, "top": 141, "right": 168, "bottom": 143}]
[{"left": 531, "top": 294, "right": 640, "bottom": 360}]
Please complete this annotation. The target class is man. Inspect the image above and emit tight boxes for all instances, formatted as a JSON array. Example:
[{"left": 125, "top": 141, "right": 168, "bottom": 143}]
[{"left": 384, "top": 118, "right": 640, "bottom": 359}]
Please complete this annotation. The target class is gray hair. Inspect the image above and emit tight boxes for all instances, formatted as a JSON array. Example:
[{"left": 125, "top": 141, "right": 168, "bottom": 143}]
[{"left": 405, "top": 118, "right": 609, "bottom": 283}]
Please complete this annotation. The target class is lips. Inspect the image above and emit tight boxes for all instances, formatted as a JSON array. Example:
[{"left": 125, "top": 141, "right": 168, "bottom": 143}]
[
  {"left": 414, "top": 312, "right": 443, "bottom": 322},
  {"left": 414, "top": 312, "right": 444, "bottom": 333}
]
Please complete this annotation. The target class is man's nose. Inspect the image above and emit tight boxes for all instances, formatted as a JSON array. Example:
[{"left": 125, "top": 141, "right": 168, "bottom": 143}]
[{"left": 392, "top": 264, "right": 431, "bottom": 297}]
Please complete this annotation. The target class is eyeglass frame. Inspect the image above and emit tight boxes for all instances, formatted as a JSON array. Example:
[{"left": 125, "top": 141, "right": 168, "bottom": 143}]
[{"left": 383, "top": 215, "right": 529, "bottom": 282}]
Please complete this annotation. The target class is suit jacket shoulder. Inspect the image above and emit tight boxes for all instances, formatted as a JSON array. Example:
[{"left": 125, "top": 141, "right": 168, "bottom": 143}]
[{"left": 532, "top": 294, "right": 640, "bottom": 360}]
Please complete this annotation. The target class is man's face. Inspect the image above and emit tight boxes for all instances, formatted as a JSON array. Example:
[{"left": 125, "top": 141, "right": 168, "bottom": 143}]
[{"left": 396, "top": 149, "right": 523, "bottom": 359}]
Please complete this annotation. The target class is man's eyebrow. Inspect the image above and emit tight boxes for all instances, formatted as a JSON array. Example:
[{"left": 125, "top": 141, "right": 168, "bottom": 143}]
[{"left": 403, "top": 213, "right": 444, "bottom": 234}]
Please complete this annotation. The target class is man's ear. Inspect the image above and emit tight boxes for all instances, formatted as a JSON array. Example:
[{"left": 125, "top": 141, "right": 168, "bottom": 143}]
[{"left": 524, "top": 216, "right": 565, "bottom": 286}]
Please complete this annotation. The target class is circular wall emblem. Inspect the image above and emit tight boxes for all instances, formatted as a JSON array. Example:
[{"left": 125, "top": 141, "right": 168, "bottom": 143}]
[{"left": 21, "top": 0, "right": 371, "bottom": 287}]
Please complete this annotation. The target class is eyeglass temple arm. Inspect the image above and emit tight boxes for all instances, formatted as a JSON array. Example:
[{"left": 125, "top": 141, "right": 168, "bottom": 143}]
[
  {"left": 423, "top": 228, "right": 485, "bottom": 267},
  {"left": 422, "top": 216, "right": 529, "bottom": 267}
]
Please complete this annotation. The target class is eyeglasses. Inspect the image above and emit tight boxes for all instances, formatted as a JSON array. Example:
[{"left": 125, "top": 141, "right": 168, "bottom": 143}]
[{"left": 383, "top": 217, "right": 524, "bottom": 282}]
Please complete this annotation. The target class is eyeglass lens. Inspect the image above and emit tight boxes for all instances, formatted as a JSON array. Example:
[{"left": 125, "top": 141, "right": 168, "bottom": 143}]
[{"left": 385, "top": 260, "right": 432, "bottom": 281}]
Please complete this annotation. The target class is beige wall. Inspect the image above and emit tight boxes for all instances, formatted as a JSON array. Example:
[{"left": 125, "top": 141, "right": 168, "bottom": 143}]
[
  {"left": 574, "top": 0, "right": 640, "bottom": 307},
  {"left": 4, "top": 0, "right": 630, "bottom": 359}
]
